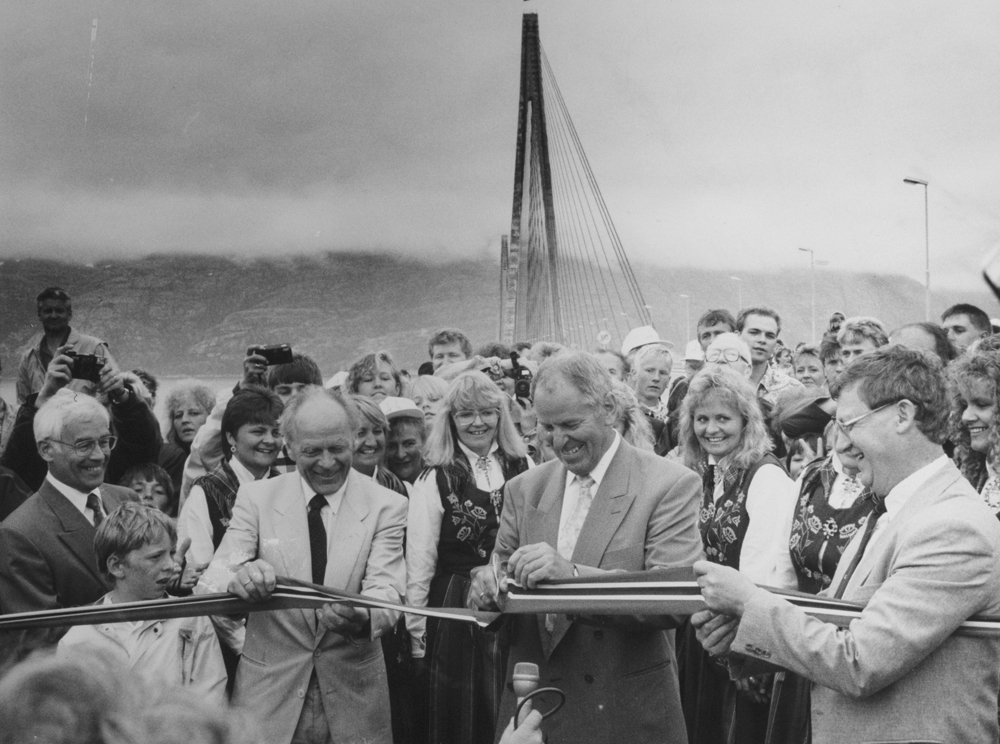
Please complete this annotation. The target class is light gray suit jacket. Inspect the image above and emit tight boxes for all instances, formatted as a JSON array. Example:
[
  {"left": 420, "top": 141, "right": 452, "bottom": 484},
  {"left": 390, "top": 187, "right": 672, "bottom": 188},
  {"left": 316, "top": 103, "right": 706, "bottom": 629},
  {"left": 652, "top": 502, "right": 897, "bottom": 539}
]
[
  {"left": 492, "top": 439, "right": 703, "bottom": 744},
  {"left": 199, "top": 469, "right": 407, "bottom": 744},
  {"left": 734, "top": 458, "right": 1000, "bottom": 744}
]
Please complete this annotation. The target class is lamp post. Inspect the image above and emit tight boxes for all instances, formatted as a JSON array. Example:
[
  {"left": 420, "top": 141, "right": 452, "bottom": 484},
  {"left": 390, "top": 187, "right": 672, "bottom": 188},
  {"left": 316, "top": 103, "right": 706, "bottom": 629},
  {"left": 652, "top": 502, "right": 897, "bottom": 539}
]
[
  {"left": 798, "top": 248, "right": 817, "bottom": 343},
  {"left": 679, "top": 293, "right": 690, "bottom": 342},
  {"left": 730, "top": 276, "right": 742, "bottom": 311},
  {"left": 903, "top": 178, "right": 930, "bottom": 321}
]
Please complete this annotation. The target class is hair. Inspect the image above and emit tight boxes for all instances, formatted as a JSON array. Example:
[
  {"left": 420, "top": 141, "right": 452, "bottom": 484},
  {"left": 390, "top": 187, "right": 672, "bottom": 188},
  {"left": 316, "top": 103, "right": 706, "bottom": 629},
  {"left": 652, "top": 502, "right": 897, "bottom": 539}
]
[
  {"left": 948, "top": 346, "right": 1000, "bottom": 487},
  {"left": 525, "top": 341, "right": 567, "bottom": 364},
  {"left": 837, "top": 316, "right": 889, "bottom": 349},
  {"left": 680, "top": 366, "right": 772, "bottom": 471},
  {"left": 346, "top": 351, "right": 402, "bottom": 397},
  {"left": 389, "top": 414, "right": 426, "bottom": 441},
  {"left": 266, "top": 352, "right": 323, "bottom": 388},
  {"left": 162, "top": 381, "right": 216, "bottom": 445},
  {"left": 608, "top": 380, "right": 654, "bottom": 451},
  {"left": 408, "top": 374, "right": 449, "bottom": 403},
  {"left": 118, "top": 463, "right": 176, "bottom": 517},
  {"left": 428, "top": 328, "right": 473, "bottom": 359},
  {"left": 512, "top": 341, "right": 533, "bottom": 354},
  {"left": 891, "top": 322, "right": 956, "bottom": 364},
  {"left": 831, "top": 345, "right": 949, "bottom": 444},
  {"left": 33, "top": 388, "right": 109, "bottom": 443},
  {"left": 818, "top": 336, "right": 842, "bottom": 365},
  {"left": 131, "top": 368, "right": 158, "bottom": 400},
  {"left": 94, "top": 502, "right": 176, "bottom": 584},
  {"left": 793, "top": 344, "right": 821, "bottom": 367},
  {"left": 696, "top": 309, "right": 737, "bottom": 333},
  {"left": 593, "top": 348, "right": 630, "bottom": 376},
  {"left": 221, "top": 386, "right": 284, "bottom": 459},
  {"left": 533, "top": 350, "right": 615, "bottom": 414},
  {"left": 36, "top": 286, "right": 71, "bottom": 309},
  {"left": 942, "top": 303, "right": 992, "bottom": 335},
  {"left": 423, "top": 371, "right": 527, "bottom": 467},
  {"left": 350, "top": 394, "right": 389, "bottom": 432},
  {"left": 476, "top": 342, "right": 511, "bottom": 359},
  {"left": 736, "top": 306, "right": 782, "bottom": 335},
  {"left": 279, "top": 385, "right": 359, "bottom": 443},
  {"left": 632, "top": 343, "right": 673, "bottom": 371}
]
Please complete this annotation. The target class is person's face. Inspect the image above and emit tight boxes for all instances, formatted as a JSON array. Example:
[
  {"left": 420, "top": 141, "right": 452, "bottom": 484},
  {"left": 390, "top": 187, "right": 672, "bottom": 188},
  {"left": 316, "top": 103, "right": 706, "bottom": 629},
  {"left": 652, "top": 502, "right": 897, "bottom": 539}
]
[
  {"left": 840, "top": 338, "right": 878, "bottom": 364},
  {"left": 452, "top": 403, "right": 500, "bottom": 457},
  {"left": 959, "top": 377, "right": 995, "bottom": 455},
  {"left": 833, "top": 384, "right": 901, "bottom": 493},
  {"left": 355, "top": 362, "right": 399, "bottom": 403},
  {"left": 412, "top": 392, "right": 443, "bottom": 425},
  {"left": 109, "top": 533, "right": 176, "bottom": 601},
  {"left": 823, "top": 356, "right": 844, "bottom": 388},
  {"left": 431, "top": 342, "right": 468, "bottom": 370},
  {"left": 633, "top": 354, "right": 672, "bottom": 405},
  {"left": 289, "top": 399, "right": 354, "bottom": 495},
  {"left": 37, "top": 299, "right": 71, "bottom": 335},
  {"left": 740, "top": 314, "right": 779, "bottom": 366},
  {"left": 386, "top": 421, "right": 424, "bottom": 482},
  {"left": 692, "top": 392, "right": 744, "bottom": 460},
  {"left": 39, "top": 413, "right": 111, "bottom": 492},
  {"left": 698, "top": 322, "right": 732, "bottom": 351},
  {"left": 534, "top": 379, "right": 616, "bottom": 477},
  {"left": 353, "top": 418, "right": 387, "bottom": 474},
  {"left": 943, "top": 314, "right": 984, "bottom": 354},
  {"left": 794, "top": 354, "right": 826, "bottom": 390},
  {"left": 171, "top": 393, "right": 209, "bottom": 445},
  {"left": 227, "top": 420, "right": 282, "bottom": 475},
  {"left": 788, "top": 451, "right": 806, "bottom": 480},
  {"left": 595, "top": 352, "right": 625, "bottom": 382},
  {"left": 129, "top": 477, "right": 171, "bottom": 513},
  {"left": 705, "top": 337, "right": 752, "bottom": 379},
  {"left": 272, "top": 381, "right": 309, "bottom": 405}
]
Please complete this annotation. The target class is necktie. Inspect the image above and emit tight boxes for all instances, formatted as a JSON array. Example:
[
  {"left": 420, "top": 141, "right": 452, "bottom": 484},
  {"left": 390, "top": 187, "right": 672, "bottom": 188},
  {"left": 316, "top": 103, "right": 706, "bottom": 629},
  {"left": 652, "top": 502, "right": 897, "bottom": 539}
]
[
  {"left": 558, "top": 475, "right": 596, "bottom": 561},
  {"left": 307, "top": 494, "right": 328, "bottom": 586},
  {"left": 86, "top": 492, "right": 104, "bottom": 528},
  {"left": 833, "top": 496, "right": 887, "bottom": 599}
]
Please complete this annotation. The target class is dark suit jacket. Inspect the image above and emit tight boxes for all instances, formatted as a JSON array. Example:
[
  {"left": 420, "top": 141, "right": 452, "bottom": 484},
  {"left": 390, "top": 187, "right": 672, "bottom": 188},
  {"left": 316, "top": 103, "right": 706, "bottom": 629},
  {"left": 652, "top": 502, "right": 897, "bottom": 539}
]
[
  {"left": 492, "top": 439, "right": 703, "bottom": 744},
  {"left": 0, "top": 479, "right": 138, "bottom": 614}
]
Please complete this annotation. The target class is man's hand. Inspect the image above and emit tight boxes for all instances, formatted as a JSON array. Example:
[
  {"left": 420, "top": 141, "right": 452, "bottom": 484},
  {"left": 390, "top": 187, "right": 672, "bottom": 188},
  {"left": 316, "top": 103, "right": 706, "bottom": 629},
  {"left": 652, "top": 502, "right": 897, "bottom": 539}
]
[
  {"left": 316, "top": 602, "right": 370, "bottom": 637},
  {"left": 37, "top": 346, "right": 74, "bottom": 406},
  {"left": 693, "top": 560, "right": 757, "bottom": 616},
  {"left": 691, "top": 609, "right": 739, "bottom": 657},
  {"left": 169, "top": 537, "right": 208, "bottom": 592},
  {"left": 96, "top": 359, "right": 126, "bottom": 401},
  {"left": 509, "top": 543, "right": 574, "bottom": 589},
  {"left": 498, "top": 700, "right": 544, "bottom": 744},
  {"left": 241, "top": 351, "right": 269, "bottom": 389},
  {"left": 467, "top": 564, "right": 500, "bottom": 610},
  {"left": 228, "top": 559, "right": 276, "bottom": 602}
]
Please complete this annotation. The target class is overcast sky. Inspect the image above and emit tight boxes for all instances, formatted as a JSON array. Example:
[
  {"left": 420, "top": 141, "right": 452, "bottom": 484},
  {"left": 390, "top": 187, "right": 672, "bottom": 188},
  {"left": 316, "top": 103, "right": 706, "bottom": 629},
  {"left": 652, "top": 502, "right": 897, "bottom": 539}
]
[{"left": 2, "top": 0, "right": 998, "bottom": 290}]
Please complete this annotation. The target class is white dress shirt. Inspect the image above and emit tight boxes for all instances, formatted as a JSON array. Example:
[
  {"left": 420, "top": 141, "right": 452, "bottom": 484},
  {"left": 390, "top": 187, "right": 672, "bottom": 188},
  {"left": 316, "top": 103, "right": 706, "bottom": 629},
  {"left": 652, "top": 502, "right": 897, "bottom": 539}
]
[
  {"left": 46, "top": 473, "right": 105, "bottom": 525},
  {"left": 177, "top": 457, "right": 259, "bottom": 566},
  {"left": 556, "top": 432, "right": 622, "bottom": 552}
]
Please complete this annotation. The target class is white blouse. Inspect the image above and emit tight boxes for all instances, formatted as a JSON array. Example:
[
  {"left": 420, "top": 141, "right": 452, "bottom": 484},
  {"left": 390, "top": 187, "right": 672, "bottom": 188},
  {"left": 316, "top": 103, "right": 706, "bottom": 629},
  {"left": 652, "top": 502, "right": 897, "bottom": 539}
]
[{"left": 177, "top": 457, "right": 259, "bottom": 567}]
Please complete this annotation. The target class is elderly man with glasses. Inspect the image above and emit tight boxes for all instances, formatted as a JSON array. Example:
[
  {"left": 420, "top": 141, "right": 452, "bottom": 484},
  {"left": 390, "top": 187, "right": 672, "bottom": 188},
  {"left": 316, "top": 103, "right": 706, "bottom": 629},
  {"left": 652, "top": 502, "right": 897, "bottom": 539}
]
[
  {"left": 692, "top": 345, "right": 1000, "bottom": 743},
  {"left": 0, "top": 389, "right": 139, "bottom": 620}
]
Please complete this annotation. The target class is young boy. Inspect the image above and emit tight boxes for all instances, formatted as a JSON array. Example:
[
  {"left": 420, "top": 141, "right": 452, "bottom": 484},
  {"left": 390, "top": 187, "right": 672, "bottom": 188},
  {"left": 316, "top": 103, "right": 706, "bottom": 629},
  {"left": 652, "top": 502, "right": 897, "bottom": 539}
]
[{"left": 59, "top": 503, "right": 227, "bottom": 703}]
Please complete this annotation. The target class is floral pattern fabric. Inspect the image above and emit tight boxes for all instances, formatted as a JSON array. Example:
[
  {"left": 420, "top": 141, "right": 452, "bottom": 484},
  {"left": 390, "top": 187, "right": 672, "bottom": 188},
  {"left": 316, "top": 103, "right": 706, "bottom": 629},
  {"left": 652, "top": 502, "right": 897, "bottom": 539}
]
[{"left": 699, "top": 456, "right": 779, "bottom": 569}]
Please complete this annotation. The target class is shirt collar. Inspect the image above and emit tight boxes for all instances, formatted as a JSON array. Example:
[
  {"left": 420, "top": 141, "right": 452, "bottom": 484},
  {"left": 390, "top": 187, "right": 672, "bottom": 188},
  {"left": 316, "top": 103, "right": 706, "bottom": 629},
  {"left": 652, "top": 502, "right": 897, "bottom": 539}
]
[
  {"left": 457, "top": 439, "right": 499, "bottom": 463},
  {"left": 576, "top": 431, "right": 621, "bottom": 489},
  {"left": 884, "top": 454, "right": 950, "bottom": 520},
  {"left": 228, "top": 456, "right": 259, "bottom": 485},
  {"left": 299, "top": 471, "right": 348, "bottom": 515},
  {"left": 46, "top": 473, "right": 100, "bottom": 516}
]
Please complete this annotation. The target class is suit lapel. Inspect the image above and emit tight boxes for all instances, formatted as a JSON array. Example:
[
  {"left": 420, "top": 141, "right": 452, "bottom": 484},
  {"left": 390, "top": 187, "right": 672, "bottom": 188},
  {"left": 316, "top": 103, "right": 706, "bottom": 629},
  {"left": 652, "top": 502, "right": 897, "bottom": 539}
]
[
  {"left": 271, "top": 475, "right": 316, "bottom": 633},
  {"left": 41, "top": 481, "right": 104, "bottom": 585},
  {"left": 528, "top": 465, "right": 567, "bottom": 659}
]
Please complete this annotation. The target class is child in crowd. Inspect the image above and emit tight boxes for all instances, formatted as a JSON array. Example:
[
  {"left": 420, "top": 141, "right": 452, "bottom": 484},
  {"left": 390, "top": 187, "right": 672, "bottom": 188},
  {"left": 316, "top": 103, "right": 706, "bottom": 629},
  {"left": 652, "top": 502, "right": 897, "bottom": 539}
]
[
  {"left": 59, "top": 503, "right": 227, "bottom": 703},
  {"left": 120, "top": 462, "right": 176, "bottom": 516}
]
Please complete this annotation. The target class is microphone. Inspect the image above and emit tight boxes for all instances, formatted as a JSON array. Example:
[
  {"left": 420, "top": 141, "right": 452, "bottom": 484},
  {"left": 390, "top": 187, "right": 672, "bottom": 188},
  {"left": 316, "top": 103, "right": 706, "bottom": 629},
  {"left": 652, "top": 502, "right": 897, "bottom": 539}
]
[{"left": 512, "top": 662, "right": 539, "bottom": 726}]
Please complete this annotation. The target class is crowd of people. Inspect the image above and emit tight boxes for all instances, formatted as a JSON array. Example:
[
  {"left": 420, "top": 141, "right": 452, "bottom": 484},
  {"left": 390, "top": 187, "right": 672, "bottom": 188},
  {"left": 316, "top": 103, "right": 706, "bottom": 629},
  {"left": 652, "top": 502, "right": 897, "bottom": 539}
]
[{"left": 0, "top": 284, "right": 999, "bottom": 744}]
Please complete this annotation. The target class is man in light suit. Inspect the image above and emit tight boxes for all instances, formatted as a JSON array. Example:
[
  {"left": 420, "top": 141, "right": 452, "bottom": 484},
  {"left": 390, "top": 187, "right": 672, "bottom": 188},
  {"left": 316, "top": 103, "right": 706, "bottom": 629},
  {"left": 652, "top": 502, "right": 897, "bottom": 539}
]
[
  {"left": 694, "top": 345, "right": 1000, "bottom": 743},
  {"left": 469, "top": 351, "right": 703, "bottom": 744},
  {"left": 199, "top": 386, "right": 406, "bottom": 744}
]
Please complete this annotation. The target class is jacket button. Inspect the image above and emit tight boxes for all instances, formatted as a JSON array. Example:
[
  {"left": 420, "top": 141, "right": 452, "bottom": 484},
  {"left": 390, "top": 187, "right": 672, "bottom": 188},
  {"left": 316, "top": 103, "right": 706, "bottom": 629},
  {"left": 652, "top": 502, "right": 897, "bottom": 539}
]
[
  {"left": 593, "top": 630, "right": 603, "bottom": 639},
  {"left": 314, "top": 650, "right": 321, "bottom": 657},
  {"left": 297, "top": 689, "right": 305, "bottom": 699},
  {"left": 584, "top": 674, "right": 594, "bottom": 684}
]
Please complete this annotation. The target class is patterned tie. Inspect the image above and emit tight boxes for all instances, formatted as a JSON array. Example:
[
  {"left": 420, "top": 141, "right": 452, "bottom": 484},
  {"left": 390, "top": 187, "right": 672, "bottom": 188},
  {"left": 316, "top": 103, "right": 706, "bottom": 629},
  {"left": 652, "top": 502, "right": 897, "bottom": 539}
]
[
  {"left": 86, "top": 492, "right": 104, "bottom": 528},
  {"left": 307, "top": 494, "right": 328, "bottom": 586},
  {"left": 833, "top": 495, "right": 887, "bottom": 599},
  {"left": 558, "top": 474, "right": 596, "bottom": 561}
]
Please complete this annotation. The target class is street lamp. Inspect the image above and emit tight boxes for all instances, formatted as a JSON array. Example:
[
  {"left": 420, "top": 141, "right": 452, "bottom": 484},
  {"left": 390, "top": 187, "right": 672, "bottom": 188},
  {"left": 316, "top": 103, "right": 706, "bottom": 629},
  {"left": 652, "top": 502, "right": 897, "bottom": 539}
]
[
  {"left": 903, "top": 178, "right": 930, "bottom": 321},
  {"left": 730, "top": 276, "right": 742, "bottom": 311},
  {"left": 679, "top": 293, "right": 691, "bottom": 342},
  {"left": 798, "top": 248, "right": 817, "bottom": 343}
]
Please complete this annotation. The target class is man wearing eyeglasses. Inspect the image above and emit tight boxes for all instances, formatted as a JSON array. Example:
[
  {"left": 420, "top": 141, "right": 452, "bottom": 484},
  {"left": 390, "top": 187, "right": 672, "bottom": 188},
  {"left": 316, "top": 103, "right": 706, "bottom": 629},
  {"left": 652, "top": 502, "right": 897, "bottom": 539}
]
[
  {"left": 692, "top": 345, "right": 1000, "bottom": 743},
  {"left": 0, "top": 389, "right": 139, "bottom": 619}
]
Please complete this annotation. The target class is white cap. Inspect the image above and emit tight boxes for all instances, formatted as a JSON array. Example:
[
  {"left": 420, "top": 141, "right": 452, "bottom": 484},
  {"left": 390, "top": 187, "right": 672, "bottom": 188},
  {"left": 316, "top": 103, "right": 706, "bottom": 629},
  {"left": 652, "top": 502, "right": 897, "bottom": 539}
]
[
  {"left": 683, "top": 340, "right": 705, "bottom": 362},
  {"left": 621, "top": 325, "right": 661, "bottom": 356},
  {"left": 379, "top": 396, "right": 423, "bottom": 421},
  {"left": 325, "top": 370, "right": 348, "bottom": 390}
]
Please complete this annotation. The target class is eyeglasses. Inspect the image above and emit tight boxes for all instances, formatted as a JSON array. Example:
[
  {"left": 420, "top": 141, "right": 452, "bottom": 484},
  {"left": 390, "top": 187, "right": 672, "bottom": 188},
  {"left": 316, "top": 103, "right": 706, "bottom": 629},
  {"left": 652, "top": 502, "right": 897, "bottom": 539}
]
[
  {"left": 48, "top": 436, "right": 118, "bottom": 455},
  {"left": 453, "top": 409, "right": 500, "bottom": 426},
  {"left": 835, "top": 401, "right": 902, "bottom": 438},
  {"left": 706, "top": 347, "right": 748, "bottom": 365}
]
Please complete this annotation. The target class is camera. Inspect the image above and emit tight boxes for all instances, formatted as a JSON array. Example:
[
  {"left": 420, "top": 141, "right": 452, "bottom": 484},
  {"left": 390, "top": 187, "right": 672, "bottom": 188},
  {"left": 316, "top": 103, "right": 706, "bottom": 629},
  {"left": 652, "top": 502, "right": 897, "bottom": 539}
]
[
  {"left": 247, "top": 344, "right": 294, "bottom": 366},
  {"left": 66, "top": 351, "right": 105, "bottom": 383},
  {"left": 510, "top": 352, "right": 533, "bottom": 401}
]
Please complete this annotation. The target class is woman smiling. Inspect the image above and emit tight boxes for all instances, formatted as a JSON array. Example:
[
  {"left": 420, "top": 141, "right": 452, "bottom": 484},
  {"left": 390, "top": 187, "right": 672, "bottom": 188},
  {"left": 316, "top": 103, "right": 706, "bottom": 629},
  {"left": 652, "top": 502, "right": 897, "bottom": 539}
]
[
  {"left": 949, "top": 341, "right": 1000, "bottom": 511},
  {"left": 349, "top": 395, "right": 406, "bottom": 496}
]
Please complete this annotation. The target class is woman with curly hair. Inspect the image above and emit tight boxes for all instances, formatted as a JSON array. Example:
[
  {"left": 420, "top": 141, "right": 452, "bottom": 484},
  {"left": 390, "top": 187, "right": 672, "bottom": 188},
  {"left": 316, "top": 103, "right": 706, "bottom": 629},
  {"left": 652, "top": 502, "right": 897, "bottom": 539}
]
[
  {"left": 949, "top": 341, "right": 1000, "bottom": 510},
  {"left": 158, "top": 381, "right": 216, "bottom": 497},
  {"left": 406, "top": 371, "right": 530, "bottom": 744},
  {"left": 677, "top": 366, "right": 795, "bottom": 744},
  {"left": 346, "top": 350, "right": 402, "bottom": 403}
]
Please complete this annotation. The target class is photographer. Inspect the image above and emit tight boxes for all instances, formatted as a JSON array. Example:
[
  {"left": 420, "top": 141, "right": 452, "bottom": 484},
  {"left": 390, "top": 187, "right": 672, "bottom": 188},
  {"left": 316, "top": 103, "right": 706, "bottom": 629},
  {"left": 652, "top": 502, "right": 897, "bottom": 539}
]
[{"left": 1, "top": 346, "right": 161, "bottom": 492}]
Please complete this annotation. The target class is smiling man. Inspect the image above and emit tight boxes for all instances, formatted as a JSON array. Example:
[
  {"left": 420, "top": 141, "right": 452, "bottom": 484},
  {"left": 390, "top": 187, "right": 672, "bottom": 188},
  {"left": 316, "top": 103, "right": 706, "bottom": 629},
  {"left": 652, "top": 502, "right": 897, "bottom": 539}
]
[
  {"left": 198, "top": 385, "right": 406, "bottom": 744},
  {"left": 468, "top": 351, "right": 702, "bottom": 744}
]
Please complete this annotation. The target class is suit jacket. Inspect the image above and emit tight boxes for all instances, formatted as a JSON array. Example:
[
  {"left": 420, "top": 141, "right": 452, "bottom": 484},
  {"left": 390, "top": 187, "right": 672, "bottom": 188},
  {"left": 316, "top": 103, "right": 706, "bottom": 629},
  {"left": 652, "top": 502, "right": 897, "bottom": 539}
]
[
  {"left": 492, "top": 439, "right": 703, "bottom": 744},
  {"left": 0, "top": 480, "right": 138, "bottom": 614},
  {"left": 734, "top": 458, "right": 1000, "bottom": 744},
  {"left": 199, "top": 469, "right": 407, "bottom": 744}
]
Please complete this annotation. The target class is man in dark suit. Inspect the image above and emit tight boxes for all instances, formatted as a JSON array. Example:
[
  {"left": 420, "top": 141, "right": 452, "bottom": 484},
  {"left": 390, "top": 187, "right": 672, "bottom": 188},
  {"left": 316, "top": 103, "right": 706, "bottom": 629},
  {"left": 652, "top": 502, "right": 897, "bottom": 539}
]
[
  {"left": 469, "top": 351, "right": 703, "bottom": 744},
  {"left": 0, "top": 388, "right": 138, "bottom": 616}
]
